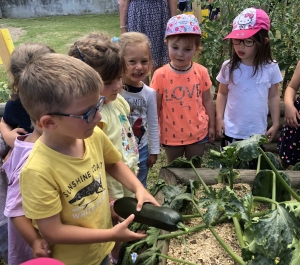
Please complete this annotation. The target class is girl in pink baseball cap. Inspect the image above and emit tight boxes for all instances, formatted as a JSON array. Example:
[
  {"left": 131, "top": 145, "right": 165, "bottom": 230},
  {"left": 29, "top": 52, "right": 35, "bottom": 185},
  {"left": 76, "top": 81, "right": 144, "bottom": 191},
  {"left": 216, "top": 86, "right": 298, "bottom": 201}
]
[{"left": 216, "top": 7, "right": 282, "bottom": 162}]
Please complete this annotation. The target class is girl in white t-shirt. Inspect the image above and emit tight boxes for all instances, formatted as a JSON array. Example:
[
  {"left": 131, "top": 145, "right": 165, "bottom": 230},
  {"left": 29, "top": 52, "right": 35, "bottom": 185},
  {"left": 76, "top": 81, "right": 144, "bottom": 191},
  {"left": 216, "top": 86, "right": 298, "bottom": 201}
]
[{"left": 216, "top": 7, "right": 282, "bottom": 148}]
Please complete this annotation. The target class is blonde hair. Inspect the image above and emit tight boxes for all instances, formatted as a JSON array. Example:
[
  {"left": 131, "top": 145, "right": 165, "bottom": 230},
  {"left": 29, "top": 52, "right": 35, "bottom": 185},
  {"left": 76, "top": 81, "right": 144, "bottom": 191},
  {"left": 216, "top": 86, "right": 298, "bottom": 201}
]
[
  {"left": 9, "top": 42, "right": 55, "bottom": 97},
  {"left": 69, "top": 31, "right": 122, "bottom": 83},
  {"left": 19, "top": 53, "right": 103, "bottom": 122},
  {"left": 118, "top": 32, "right": 153, "bottom": 76}
]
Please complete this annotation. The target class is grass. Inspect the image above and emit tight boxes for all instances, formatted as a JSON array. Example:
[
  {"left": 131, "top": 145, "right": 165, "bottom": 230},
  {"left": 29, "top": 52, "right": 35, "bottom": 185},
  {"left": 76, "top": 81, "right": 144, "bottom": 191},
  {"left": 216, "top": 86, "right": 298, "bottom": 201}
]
[{"left": 0, "top": 13, "right": 121, "bottom": 83}]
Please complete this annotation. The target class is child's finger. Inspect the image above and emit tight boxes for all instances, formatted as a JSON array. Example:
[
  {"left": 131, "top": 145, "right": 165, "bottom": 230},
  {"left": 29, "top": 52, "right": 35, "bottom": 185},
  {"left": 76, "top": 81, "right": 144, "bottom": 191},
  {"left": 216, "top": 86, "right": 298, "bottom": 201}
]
[
  {"left": 41, "top": 241, "right": 52, "bottom": 255},
  {"left": 122, "top": 214, "right": 135, "bottom": 226}
]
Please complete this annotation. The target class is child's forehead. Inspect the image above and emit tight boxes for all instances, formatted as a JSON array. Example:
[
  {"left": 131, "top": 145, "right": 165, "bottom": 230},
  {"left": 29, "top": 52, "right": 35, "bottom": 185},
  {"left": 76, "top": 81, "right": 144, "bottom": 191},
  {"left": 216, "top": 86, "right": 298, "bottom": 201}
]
[{"left": 168, "top": 36, "right": 195, "bottom": 46}]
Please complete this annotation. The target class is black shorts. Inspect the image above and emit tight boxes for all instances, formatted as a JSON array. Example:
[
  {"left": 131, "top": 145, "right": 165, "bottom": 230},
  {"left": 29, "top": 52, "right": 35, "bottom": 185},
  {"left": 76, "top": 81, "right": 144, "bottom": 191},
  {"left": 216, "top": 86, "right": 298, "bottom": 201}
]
[{"left": 179, "top": 1, "right": 187, "bottom": 11}]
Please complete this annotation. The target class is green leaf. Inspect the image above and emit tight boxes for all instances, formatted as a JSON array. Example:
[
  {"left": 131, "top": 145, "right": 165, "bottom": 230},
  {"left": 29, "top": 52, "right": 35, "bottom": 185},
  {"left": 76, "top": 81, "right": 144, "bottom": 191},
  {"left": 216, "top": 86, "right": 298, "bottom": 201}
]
[
  {"left": 252, "top": 170, "right": 275, "bottom": 199},
  {"left": 146, "top": 227, "right": 161, "bottom": 246},
  {"left": 134, "top": 249, "right": 158, "bottom": 265},
  {"left": 162, "top": 185, "right": 184, "bottom": 207},
  {"left": 149, "top": 179, "right": 166, "bottom": 197},
  {"left": 243, "top": 204, "right": 300, "bottom": 261},
  {"left": 294, "top": 162, "right": 300, "bottom": 171},
  {"left": 199, "top": 186, "right": 249, "bottom": 224},
  {"left": 289, "top": 237, "right": 300, "bottom": 265},
  {"left": 232, "top": 134, "right": 269, "bottom": 161}
]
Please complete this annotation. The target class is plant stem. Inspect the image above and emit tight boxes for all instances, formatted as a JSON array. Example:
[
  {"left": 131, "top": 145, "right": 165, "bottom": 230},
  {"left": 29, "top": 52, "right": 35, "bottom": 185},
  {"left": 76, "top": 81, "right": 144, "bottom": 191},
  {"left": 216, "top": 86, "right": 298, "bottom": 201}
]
[
  {"left": 208, "top": 225, "right": 246, "bottom": 265},
  {"left": 157, "top": 253, "right": 198, "bottom": 265},
  {"left": 189, "top": 162, "right": 210, "bottom": 194},
  {"left": 191, "top": 200, "right": 245, "bottom": 265},
  {"left": 271, "top": 171, "right": 276, "bottom": 210},
  {"left": 232, "top": 217, "right": 245, "bottom": 248},
  {"left": 253, "top": 196, "right": 279, "bottom": 206},
  {"left": 258, "top": 147, "right": 300, "bottom": 201}
]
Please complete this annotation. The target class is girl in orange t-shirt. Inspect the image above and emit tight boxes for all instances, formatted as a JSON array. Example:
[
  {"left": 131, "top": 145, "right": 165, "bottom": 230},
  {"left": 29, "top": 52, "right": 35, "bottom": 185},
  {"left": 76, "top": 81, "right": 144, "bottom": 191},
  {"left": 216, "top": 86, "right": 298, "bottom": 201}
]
[{"left": 151, "top": 14, "right": 215, "bottom": 165}]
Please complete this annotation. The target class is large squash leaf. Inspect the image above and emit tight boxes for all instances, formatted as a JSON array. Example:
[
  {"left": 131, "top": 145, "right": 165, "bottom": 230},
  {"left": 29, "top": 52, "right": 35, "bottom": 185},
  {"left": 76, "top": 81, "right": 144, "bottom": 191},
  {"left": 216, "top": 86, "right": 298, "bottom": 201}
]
[
  {"left": 243, "top": 204, "right": 300, "bottom": 262},
  {"left": 231, "top": 134, "right": 269, "bottom": 161},
  {"left": 198, "top": 186, "right": 250, "bottom": 224}
]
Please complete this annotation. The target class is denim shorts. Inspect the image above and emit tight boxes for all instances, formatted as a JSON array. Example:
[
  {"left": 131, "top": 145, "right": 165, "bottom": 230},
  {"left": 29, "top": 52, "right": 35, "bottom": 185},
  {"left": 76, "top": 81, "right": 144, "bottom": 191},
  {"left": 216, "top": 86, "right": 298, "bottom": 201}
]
[{"left": 162, "top": 134, "right": 209, "bottom": 147}]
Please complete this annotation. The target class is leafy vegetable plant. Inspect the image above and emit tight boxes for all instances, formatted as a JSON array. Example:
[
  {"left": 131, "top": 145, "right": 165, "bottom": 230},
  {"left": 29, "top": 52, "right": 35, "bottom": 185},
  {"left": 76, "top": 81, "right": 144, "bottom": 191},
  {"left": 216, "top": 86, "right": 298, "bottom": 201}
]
[{"left": 118, "top": 134, "right": 300, "bottom": 265}]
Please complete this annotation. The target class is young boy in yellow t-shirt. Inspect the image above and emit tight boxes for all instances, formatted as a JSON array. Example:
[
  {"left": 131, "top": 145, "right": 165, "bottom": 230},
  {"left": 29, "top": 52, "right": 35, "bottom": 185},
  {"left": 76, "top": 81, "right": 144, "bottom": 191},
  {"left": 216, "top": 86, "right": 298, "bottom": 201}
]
[{"left": 19, "top": 53, "right": 159, "bottom": 265}]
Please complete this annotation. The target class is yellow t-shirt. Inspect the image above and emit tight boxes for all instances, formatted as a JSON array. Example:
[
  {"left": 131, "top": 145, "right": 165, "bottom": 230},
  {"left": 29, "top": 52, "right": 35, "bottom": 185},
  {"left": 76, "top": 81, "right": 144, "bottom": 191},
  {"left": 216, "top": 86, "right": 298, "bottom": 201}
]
[
  {"left": 20, "top": 127, "right": 122, "bottom": 265},
  {"left": 99, "top": 94, "right": 139, "bottom": 199},
  {"left": 151, "top": 63, "right": 212, "bottom": 145}
]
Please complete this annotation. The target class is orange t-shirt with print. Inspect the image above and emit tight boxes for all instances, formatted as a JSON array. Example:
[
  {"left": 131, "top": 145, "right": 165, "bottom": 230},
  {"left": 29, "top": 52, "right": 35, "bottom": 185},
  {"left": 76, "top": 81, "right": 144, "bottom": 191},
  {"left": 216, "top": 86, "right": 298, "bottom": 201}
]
[{"left": 151, "top": 63, "right": 212, "bottom": 146}]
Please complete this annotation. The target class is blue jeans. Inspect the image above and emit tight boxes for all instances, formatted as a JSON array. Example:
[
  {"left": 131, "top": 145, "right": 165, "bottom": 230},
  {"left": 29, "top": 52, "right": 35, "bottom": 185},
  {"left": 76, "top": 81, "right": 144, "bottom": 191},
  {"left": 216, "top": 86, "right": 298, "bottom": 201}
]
[
  {"left": 0, "top": 223, "right": 8, "bottom": 263},
  {"left": 137, "top": 145, "right": 149, "bottom": 188}
]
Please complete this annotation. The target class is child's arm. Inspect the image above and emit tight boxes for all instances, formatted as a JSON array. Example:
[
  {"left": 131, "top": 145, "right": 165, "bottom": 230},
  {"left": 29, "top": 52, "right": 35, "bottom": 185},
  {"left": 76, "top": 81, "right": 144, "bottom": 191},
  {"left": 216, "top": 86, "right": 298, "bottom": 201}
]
[
  {"left": 0, "top": 118, "right": 28, "bottom": 148},
  {"left": 36, "top": 213, "right": 146, "bottom": 244},
  {"left": 284, "top": 61, "right": 300, "bottom": 128},
  {"left": 147, "top": 90, "right": 160, "bottom": 168},
  {"left": 11, "top": 216, "right": 51, "bottom": 257},
  {"left": 266, "top": 83, "right": 280, "bottom": 142},
  {"left": 202, "top": 89, "right": 215, "bottom": 142},
  {"left": 216, "top": 83, "right": 229, "bottom": 138},
  {"left": 106, "top": 160, "right": 159, "bottom": 208}
]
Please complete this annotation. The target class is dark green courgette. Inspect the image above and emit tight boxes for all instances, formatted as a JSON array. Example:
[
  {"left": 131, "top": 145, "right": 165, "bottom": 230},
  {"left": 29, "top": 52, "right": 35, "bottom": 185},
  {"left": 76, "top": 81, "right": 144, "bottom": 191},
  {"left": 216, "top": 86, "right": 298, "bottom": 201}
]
[{"left": 114, "top": 197, "right": 187, "bottom": 232}]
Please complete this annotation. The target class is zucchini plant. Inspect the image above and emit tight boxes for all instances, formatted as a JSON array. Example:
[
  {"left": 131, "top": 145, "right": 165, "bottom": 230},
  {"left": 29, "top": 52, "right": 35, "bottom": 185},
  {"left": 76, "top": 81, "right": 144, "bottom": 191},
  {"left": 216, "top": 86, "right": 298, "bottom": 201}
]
[{"left": 117, "top": 134, "right": 300, "bottom": 265}]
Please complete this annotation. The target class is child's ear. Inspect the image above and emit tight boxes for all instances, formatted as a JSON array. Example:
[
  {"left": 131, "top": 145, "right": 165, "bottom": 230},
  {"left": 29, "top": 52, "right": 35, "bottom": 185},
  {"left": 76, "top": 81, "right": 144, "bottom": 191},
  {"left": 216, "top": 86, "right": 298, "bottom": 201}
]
[
  {"left": 39, "top": 115, "right": 57, "bottom": 130},
  {"left": 265, "top": 37, "right": 270, "bottom": 44}
]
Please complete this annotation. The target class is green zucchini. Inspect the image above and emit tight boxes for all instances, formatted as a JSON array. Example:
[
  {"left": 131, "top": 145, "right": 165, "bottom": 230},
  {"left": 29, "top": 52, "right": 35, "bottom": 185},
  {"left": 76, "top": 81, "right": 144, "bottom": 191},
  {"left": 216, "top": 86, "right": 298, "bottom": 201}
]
[{"left": 114, "top": 197, "right": 187, "bottom": 232}]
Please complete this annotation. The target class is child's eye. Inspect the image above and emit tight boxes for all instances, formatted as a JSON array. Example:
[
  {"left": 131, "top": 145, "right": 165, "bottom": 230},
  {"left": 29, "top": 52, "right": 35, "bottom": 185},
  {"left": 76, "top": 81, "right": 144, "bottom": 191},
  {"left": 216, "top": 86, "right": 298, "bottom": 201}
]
[{"left": 244, "top": 39, "right": 254, "bottom": 46}]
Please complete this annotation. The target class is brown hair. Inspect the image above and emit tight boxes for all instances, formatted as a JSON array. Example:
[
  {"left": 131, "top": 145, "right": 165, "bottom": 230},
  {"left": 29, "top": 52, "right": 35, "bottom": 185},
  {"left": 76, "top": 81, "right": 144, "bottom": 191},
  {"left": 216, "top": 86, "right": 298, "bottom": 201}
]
[
  {"left": 68, "top": 32, "right": 122, "bottom": 84},
  {"left": 118, "top": 32, "right": 153, "bottom": 77},
  {"left": 18, "top": 53, "right": 103, "bottom": 122},
  {"left": 165, "top": 34, "right": 202, "bottom": 51},
  {"left": 9, "top": 42, "right": 55, "bottom": 97},
  {"left": 224, "top": 29, "right": 274, "bottom": 83}
]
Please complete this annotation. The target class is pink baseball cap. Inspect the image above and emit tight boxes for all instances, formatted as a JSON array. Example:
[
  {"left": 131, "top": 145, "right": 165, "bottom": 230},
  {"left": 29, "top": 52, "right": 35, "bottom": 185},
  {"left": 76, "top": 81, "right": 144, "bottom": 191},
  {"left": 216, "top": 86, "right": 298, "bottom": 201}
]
[
  {"left": 21, "top": 258, "right": 65, "bottom": 265},
  {"left": 165, "top": 14, "right": 201, "bottom": 38},
  {"left": 224, "top": 7, "right": 270, "bottom": 40}
]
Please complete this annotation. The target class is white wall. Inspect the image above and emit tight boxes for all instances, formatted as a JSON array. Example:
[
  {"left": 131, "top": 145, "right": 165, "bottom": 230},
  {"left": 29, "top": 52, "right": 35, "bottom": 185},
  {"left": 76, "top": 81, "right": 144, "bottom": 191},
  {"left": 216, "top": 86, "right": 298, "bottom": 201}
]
[{"left": 0, "top": 0, "right": 119, "bottom": 18}]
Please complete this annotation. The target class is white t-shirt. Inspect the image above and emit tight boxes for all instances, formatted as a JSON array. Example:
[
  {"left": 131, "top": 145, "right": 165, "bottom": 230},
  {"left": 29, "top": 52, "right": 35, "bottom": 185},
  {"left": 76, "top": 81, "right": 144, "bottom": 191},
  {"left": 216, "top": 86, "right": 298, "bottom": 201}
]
[
  {"left": 216, "top": 60, "right": 282, "bottom": 139},
  {"left": 121, "top": 83, "right": 160, "bottom": 155}
]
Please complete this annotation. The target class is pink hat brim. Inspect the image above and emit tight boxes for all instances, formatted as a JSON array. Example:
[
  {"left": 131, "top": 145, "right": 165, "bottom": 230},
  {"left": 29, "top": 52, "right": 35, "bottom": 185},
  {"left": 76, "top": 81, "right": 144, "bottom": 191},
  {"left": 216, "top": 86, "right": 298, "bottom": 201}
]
[
  {"left": 21, "top": 258, "right": 65, "bottom": 265},
  {"left": 223, "top": 29, "right": 260, "bottom": 40}
]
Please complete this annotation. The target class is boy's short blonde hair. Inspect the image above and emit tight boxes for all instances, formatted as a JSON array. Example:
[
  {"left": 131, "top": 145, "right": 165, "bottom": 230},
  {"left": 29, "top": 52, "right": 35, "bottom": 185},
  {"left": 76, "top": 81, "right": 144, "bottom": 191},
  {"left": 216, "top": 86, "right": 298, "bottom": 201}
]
[{"left": 18, "top": 53, "right": 103, "bottom": 122}]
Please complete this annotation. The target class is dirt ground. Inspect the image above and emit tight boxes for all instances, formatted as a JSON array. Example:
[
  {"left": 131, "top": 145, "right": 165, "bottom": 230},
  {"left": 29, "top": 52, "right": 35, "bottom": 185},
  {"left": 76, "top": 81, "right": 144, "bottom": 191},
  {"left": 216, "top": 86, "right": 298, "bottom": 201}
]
[
  {"left": 166, "top": 183, "right": 252, "bottom": 265},
  {"left": 0, "top": 25, "right": 26, "bottom": 42}
]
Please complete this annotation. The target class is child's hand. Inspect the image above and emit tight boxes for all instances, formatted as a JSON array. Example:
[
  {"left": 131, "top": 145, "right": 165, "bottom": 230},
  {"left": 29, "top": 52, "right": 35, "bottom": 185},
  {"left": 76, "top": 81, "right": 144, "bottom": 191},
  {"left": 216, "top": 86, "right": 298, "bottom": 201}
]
[
  {"left": 112, "top": 214, "right": 147, "bottom": 242},
  {"left": 265, "top": 125, "right": 279, "bottom": 142},
  {"left": 32, "top": 238, "right": 51, "bottom": 258},
  {"left": 110, "top": 202, "right": 124, "bottom": 225},
  {"left": 284, "top": 104, "right": 300, "bottom": 128},
  {"left": 208, "top": 127, "right": 215, "bottom": 143},
  {"left": 135, "top": 190, "right": 160, "bottom": 211},
  {"left": 147, "top": 154, "right": 157, "bottom": 168},
  {"left": 216, "top": 118, "right": 225, "bottom": 138}
]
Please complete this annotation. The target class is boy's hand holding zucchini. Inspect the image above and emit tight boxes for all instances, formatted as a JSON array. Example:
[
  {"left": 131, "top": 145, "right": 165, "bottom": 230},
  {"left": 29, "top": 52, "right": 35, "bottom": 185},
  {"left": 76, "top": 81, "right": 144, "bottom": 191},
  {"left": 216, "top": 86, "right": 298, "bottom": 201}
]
[{"left": 114, "top": 197, "right": 189, "bottom": 232}]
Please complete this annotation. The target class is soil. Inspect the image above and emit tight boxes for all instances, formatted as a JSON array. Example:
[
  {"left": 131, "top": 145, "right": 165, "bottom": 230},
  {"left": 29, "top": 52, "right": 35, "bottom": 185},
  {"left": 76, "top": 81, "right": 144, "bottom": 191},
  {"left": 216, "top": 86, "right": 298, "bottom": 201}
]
[
  {"left": 0, "top": 25, "right": 26, "bottom": 42},
  {"left": 166, "top": 183, "right": 252, "bottom": 265}
]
